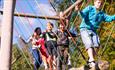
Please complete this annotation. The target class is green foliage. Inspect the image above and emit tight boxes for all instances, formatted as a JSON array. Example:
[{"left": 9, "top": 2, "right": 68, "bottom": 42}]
[
  {"left": 12, "top": 44, "right": 34, "bottom": 70},
  {"left": 56, "top": 0, "right": 72, "bottom": 11}
]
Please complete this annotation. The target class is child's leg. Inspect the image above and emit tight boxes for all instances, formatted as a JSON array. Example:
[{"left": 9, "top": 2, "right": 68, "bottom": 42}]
[
  {"left": 41, "top": 55, "right": 48, "bottom": 69},
  {"left": 48, "top": 55, "right": 53, "bottom": 70},
  {"left": 32, "top": 49, "right": 41, "bottom": 69},
  {"left": 53, "top": 55, "right": 57, "bottom": 70},
  {"left": 92, "top": 32, "right": 100, "bottom": 57},
  {"left": 87, "top": 47, "right": 96, "bottom": 67},
  {"left": 80, "top": 29, "right": 96, "bottom": 67},
  {"left": 87, "top": 47, "right": 95, "bottom": 62}
]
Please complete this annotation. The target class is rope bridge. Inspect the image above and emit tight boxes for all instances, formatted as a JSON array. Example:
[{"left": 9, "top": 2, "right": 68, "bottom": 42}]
[{"left": 0, "top": 0, "right": 114, "bottom": 70}]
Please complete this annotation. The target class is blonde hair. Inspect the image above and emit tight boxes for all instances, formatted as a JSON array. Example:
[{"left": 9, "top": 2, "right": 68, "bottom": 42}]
[
  {"left": 47, "top": 22, "right": 54, "bottom": 27},
  {"left": 94, "top": 0, "right": 104, "bottom": 3}
]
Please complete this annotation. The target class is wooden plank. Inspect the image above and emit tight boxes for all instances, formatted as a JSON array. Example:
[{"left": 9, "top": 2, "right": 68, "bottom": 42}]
[
  {"left": 0, "top": 10, "right": 59, "bottom": 20},
  {"left": 63, "top": 0, "right": 82, "bottom": 16}
]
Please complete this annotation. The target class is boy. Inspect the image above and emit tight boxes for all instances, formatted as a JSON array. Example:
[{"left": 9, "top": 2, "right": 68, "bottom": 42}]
[
  {"left": 56, "top": 23, "right": 76, "bottom": 70},
  {"left": 75, "top": 0, "right": 115, "bottom": 67}
]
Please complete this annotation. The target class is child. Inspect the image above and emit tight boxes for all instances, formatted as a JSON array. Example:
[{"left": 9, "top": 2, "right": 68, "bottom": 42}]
[
  {"left": 75, "top": 0, "right": 115, "bottom": 67},
  {"left": 56, "top": 23, "right": 76, "bottom": 70},
  {"left": 43, "top": 22, "right": 57, "bottom": 70}
]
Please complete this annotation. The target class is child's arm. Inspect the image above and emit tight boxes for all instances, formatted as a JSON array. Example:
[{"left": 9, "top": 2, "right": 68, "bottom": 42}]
[
  {"left": 19, "top": 35, "right": 31, "bottom": 44},
  {"left": 103, "top": 14, "right": 115, "bottom": 22}
]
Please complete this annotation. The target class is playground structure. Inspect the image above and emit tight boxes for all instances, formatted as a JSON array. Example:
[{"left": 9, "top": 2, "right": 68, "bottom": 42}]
[{"left": 0, "top": 0, "right": 114, "bottom": 70}]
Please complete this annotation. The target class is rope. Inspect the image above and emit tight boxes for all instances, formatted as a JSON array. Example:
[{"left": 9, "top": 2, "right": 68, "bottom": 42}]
[
  {"left": 18, "top": 0, "right": 65, "bottom": 68},
  {"left": 59, "top": 0, "right": 89, "bottom": 63},
  {"left": 101, "top": 23, "right": 115, "bottom": 57},
  {"left": 96, "top": 0, "right": 114, "bottom": 61},
  {"left": 17, "top": 7, "right": 34, "bottom": 30},
  {"left": 48, "top": 1, "right": 80, "bottom": 64},
  {"left": 76, "top": 0, "right": 111, "bottom": 62},
  {"left": 49, "top": 0, "right": 88, "bottom": 64},
  {"left": 60, "top": 18, "right": 87, "bottom": 63},
  {"left": 69, "top": 0, "right": 115, "bottom": 65},
  {"left": 18, "top": 1, "right": 49, "bottom": 64},
  {"left": 15, "top": 17, "right": 42, "bottom": 70},
  {"left": 17, "top": 41, "right": 33, "bottom": 69},
  {"left": 14, "top": 0, "right": 114, "bottom": 68},
  {"left": 15, "top": 8, "right": 32, "bottom": 37},
  {"left": 26, "top": 0, "right": 46, "bottom": 30},
  {"left": 99, "top": 0, "right": 107, "bottom": 37},
  {"left": 14, "top": 18, "right": 27, "bottom": 39},
  {"left": 14, "top": 21, "right": 33, "bottom": 69},
  {"left": 33, "top": 0, "right": 66, "bottom": 64},
  {"left": 33, "top": 0, "right": 83, "bottom": 65},
  {"left": 34, "top": 0, "right": 50, "bottom": 22},
  {"left": 49, "top": 0, "right": 89, "bottom": 64},
  {"left": 15, "top": 6, "right": 42, "bottom": 69},
  {"left": 15, "top": 19, "right": 43, "bottom": 69},
  {"left": 16, "top": 3, "right": 46, "bottom": 66},
  {"left": 27, "top": 0, "right": 94, "bottom": 66},
  {"left": 48, "top": 0, "right": 57, "bottom": 12}
]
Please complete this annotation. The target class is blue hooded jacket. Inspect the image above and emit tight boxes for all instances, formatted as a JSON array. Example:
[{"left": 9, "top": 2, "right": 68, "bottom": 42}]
[{"left": 79, "top": 5, "right": 115, "bottom": 31}]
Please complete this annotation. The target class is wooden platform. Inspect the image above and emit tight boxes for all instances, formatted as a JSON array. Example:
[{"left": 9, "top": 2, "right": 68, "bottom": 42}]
[{"left": 69, "top": 60, "right": 110, "bottom": 70}]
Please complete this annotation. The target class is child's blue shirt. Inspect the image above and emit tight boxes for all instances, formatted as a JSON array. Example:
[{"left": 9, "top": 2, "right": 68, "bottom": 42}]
[{"left": 79, "top": 5, "right": 115, "bottom": 31}]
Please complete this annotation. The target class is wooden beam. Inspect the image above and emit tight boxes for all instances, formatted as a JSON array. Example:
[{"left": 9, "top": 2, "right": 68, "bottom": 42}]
[
  {"left": 14, "top": 13, "right": 60, "bottom": 20},
  {"left": 63, "top": 0, "right": 82, "bottom": 16},
  {"left": 0, "top": 10, "right": 60, "bottom": 20},
  {"left": 0, "top": 0, "right": 82, "bottom": 20}
]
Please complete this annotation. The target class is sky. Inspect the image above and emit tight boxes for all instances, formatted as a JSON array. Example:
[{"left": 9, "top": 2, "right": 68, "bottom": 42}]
[{"left": 0, "top": 0, "right": 58, "bottom": 44}]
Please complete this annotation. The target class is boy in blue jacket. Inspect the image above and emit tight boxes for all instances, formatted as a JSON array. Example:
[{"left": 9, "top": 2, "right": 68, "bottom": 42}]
[{"left": 75, "top": 0, "right": 115, "bottom": 67}]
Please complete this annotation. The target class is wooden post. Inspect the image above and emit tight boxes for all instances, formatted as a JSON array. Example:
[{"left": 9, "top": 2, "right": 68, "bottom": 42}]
[{"left": 0, "top": 0, "right": 16, "bottom": 70}]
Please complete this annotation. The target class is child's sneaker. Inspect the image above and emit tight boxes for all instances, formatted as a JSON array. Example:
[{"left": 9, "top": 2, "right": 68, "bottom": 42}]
[{"left": 88, "top": 61, "right": 96, "bottom": 68}]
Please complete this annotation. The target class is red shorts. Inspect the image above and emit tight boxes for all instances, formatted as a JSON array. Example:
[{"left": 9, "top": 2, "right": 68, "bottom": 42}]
[
  {"left": 40, "top": 45, "right": 48, "bottom": 58},
  {"left": 37, "top": 38, "right": 48, "bottom": 58}
]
